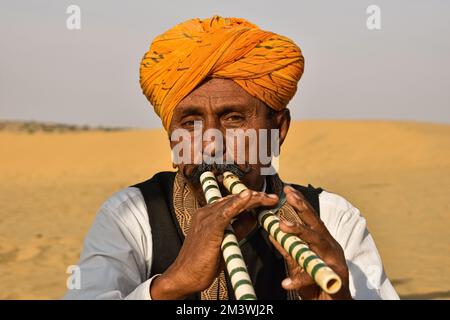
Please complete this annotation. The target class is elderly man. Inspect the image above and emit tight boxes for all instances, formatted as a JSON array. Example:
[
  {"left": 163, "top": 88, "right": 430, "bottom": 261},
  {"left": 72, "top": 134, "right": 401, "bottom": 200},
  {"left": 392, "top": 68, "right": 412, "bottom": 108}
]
[{"left": 65, "top": 16, "right": 399, "bottom": 300}]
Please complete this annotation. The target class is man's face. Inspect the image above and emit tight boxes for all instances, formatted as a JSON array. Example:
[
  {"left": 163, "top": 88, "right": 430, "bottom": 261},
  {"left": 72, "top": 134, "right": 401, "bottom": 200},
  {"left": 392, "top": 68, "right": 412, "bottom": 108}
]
[{"left": 168, "top": 78, "right": 290, "bottom": 193}]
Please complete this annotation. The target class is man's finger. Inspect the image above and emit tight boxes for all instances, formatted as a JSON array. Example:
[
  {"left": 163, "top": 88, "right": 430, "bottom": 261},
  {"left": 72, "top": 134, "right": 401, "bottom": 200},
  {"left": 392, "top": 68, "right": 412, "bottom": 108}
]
[
  {"left": 220, "top": 190, "right": 279, "bottom": 222},
  {"left": 279, "top": 220, "right": 321, "bottom": 245},
  {"left": 281, "top": 273, "right": 316, "bottom": 291},
  {"left": 269, "top": 236, "right": 317, "bottom": 291},
  {"left": 284, "top": 185, "right": 322, "bottom": 229}
]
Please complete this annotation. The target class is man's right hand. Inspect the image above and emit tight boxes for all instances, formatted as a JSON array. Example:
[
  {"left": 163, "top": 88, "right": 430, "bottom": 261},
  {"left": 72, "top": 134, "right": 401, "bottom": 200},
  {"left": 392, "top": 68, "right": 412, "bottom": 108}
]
[{"left": 150, "top": 189, "right": 279, "bottom": 299}]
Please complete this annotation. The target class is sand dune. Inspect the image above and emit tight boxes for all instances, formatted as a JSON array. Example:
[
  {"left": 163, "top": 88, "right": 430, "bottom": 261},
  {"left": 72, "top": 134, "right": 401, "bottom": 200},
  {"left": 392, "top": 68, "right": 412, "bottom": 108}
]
[{"left": 0, "top": 120, "right": 449, "bottom": 299}]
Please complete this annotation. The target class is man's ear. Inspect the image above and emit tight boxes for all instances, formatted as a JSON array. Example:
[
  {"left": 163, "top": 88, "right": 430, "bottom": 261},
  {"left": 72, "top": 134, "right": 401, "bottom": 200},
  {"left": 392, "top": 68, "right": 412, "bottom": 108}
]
[{"left": 275, "top": 109, "right": 291, "bottom": 147}]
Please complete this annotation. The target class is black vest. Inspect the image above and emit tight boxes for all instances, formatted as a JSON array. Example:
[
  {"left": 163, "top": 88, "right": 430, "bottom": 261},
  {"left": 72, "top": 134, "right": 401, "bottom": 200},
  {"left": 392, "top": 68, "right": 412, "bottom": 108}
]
[{"left": 132, "top": 171, "right": 322, "bottom": 300}]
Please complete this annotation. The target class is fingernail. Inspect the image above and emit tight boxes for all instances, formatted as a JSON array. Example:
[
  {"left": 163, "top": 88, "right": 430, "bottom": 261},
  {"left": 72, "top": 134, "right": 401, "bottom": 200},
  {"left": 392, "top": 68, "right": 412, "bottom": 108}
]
[
  {"left": 290, "top": 192, "right": 301, "bottom": 200},
  {"left": 267, "top": 194, "right": 278, "bottom": 199},
  {"left": 285, "top": 185, "right": 296, "bottom": 192},
  {"left": 283, "top": 220, "right": 294, "bottom": 226},
  {"left": 240, "top": 190, "right": 250, "bottom": 198},
  {"left": 282, "top": 278, "right": 292, "bottom": 287}
]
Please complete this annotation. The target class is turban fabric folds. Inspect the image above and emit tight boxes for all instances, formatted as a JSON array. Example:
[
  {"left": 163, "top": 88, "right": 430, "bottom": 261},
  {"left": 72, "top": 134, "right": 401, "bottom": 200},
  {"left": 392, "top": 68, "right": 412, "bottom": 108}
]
[{"left": 139, "top": 16, "right": 304, "bottom": 130}]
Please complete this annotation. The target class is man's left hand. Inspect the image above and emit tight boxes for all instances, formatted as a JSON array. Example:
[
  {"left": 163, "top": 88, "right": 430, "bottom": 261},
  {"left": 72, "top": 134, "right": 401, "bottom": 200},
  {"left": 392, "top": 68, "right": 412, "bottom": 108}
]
[{"left": 269, "top": 185, "right": 352, "bottom": 300}]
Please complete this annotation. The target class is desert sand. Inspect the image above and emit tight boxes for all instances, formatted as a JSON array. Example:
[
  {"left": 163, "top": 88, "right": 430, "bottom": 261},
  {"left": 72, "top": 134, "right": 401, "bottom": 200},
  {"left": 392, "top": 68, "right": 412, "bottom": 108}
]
[{"left": 0, "top": 120, "right": 449, "bottom": 299}]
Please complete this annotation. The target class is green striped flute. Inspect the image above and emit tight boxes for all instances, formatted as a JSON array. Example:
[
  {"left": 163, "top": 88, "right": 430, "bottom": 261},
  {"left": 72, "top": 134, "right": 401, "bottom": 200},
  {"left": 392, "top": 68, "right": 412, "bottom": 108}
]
[
  {"left": 222, "top": 171, "right": 342, "bottom": 295},
  {"left": 199, "top": 171, "right": 257, "bottom": 300}
]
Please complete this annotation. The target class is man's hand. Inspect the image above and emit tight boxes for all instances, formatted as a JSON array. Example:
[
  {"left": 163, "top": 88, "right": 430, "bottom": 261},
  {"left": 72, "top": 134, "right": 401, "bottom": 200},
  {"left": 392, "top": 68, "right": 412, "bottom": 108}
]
[
  {"left": 150, "top": 189, "right": 279, "bottom": 299},
  {"left": 269, "top": 185, "right": 352, "bottom": 300}
]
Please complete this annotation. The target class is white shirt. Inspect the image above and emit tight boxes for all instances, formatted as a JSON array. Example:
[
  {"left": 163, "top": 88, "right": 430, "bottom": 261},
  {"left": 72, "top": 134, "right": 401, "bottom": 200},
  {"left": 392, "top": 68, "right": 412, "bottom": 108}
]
[{"left": 63, "top": 184, "right": 399, "bottom": 300}]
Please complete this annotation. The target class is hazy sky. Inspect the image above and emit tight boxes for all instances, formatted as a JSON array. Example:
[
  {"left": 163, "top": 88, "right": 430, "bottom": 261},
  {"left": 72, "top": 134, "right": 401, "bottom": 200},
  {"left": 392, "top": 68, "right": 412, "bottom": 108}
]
[{"left": 1, "top": 0, "right": 449, "bottom": 128}]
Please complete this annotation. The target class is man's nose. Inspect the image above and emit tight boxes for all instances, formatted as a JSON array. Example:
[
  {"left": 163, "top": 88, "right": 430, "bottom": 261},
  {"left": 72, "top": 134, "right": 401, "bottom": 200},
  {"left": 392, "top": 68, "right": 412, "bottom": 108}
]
[{"left": 202, "top": 118, "right": 226, "bottom": 159}]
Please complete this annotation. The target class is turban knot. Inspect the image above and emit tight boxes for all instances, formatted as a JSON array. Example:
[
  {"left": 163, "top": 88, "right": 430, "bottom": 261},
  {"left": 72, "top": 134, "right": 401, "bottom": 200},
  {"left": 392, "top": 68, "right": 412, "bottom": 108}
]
[{"left": 139, "top": 15, "right": 304, "bottom": 130}]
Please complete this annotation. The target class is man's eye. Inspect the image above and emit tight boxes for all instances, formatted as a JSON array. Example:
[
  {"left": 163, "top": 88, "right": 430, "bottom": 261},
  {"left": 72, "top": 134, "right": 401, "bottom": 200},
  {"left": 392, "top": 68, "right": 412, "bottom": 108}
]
[
  {"left": 182, "top": 119, "right": 200, "bottom": 127},
  {"left": 182, "top": 120, "right": 195, "bottom": 126},
  {"left": 225, "top": 115, "right": 244, "bottom": 122}
]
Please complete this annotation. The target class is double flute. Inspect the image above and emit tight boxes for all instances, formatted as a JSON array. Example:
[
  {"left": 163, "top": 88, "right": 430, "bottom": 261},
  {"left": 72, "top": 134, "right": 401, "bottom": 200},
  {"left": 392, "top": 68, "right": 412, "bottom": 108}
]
[
  {"left": 200, "top": 171, "right": 257, "bottom": 300},
  {"left": 222, "top": 171, "right": 342, "bottom": 295}
]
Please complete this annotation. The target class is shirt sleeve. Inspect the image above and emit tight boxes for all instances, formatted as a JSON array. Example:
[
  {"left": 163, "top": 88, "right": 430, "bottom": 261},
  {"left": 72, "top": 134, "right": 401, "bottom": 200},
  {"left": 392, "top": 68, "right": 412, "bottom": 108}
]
[
  {"left": 63, "top": 188, "right": 156, "bottom": 300},
  {"left": 324, "top": 193, "right": 399, "bottom": 300},
  {"left": 124, "top": 274, "right": 161, "bottom": 300}
]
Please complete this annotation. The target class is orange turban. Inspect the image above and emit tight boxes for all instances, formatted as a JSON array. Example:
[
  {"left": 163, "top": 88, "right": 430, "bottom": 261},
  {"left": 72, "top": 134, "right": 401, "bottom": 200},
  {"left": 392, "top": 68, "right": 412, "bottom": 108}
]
[{"left": 140, "top": 15, "right": 304, "bottom": 130}]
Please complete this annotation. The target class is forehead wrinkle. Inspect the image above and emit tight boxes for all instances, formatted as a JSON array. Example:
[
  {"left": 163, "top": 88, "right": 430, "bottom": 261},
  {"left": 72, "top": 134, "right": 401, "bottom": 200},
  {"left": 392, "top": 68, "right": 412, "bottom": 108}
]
[{"left": 177, "top": 78, "right": 267, "bottom": 115}]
